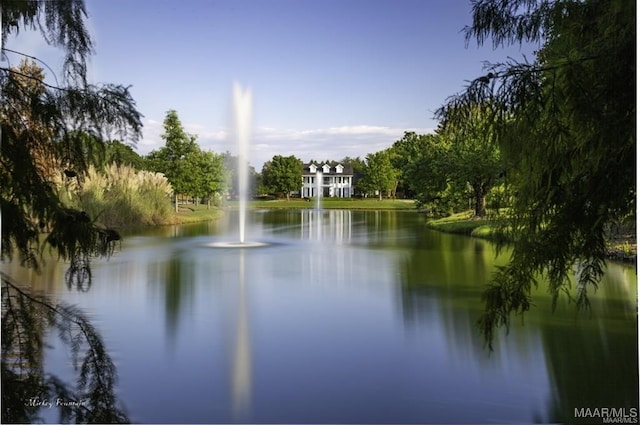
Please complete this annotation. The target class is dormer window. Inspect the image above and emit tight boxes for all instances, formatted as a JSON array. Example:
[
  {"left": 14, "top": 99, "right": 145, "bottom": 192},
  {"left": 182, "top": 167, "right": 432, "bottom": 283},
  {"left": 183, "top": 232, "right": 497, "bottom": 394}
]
[
  {"left": 336, "top": 164, "right": 344, "bottom": 174},
  {"left": 309, "top": 164, "right": 317, "bottom": 173},
  {"left": 322, "top": 164, "right": 331, "bottom": 173}
]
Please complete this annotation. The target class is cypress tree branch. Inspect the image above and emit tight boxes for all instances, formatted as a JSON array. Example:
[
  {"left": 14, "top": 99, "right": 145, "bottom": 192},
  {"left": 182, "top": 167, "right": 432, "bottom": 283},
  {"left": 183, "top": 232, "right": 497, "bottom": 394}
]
[
  {"left": 1, "top": 272, "right": 129, "bottom": 423},
  {"left": 441, "top": 0, "right": 636, "bottom": 349}
]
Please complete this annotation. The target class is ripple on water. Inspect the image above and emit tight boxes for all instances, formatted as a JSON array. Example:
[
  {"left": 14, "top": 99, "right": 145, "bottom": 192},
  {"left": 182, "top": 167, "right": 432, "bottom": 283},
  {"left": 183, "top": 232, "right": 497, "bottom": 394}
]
[{"left": 201, "top": 241, "right": 271, "bottom": 248}]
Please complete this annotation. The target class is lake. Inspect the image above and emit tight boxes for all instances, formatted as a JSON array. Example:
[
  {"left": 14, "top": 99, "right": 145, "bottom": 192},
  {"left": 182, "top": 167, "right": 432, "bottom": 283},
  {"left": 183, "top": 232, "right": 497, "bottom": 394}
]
[{"left": 3, "top": 209, "right": 638, "bottom": 423}]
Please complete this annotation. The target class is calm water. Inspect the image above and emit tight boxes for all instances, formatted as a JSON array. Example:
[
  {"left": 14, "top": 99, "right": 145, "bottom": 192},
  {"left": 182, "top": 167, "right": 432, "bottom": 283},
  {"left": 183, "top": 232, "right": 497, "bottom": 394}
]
[{"left": 3, "top": 210, "right": 638, "bottom": 423}]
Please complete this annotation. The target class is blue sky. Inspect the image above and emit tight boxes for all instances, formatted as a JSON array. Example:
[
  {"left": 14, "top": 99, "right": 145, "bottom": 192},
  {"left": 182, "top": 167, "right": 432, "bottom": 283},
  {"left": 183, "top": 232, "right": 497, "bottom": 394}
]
[{"left": 4, "top": 0, "right": 537, "bottom": 169}]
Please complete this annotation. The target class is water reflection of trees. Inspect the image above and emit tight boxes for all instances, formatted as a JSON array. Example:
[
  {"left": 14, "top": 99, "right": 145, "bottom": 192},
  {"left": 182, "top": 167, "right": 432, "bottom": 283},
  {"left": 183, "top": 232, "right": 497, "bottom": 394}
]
[
  {"left": 396, "top": 231, "right": 638, "bottom": 422},
  {"left": 538, "top": 267, "right": 639, "bottom": 423},
  {"left": 396, "top": 231, "right": 506, "bottom": 362},
  {"left": 148, "top": 256, "right": 195, "bottom": 339},
  {"left": 1, "top": 272, "right": 129, "bottom": 423},
  {"left": 542, "top": 317, "right": 638, "bottom": 423}
]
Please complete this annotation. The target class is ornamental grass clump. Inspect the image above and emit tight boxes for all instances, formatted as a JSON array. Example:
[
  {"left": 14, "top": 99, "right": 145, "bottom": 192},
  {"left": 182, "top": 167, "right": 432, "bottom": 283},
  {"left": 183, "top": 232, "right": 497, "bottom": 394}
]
[{"left": 58, "top": 163, "right": 174, "bottom": 227}]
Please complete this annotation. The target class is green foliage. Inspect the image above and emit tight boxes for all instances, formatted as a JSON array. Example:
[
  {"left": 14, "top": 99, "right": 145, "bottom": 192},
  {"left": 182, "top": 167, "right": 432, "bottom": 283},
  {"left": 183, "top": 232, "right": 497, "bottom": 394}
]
[
  {"left": 104, "top": 139, "right": 144, "bottom": 169},
  {"left": 261, "top": 155, "right": 302, "bottom": 200},
  {"left": 361, "top": 149, "right": 399, "bottom": 200},
  {"left": 426, "top": 211, "right": 490, "bottom": 234},
  {"left": 58, "top": 163, "right": 174, "bottom": 228},
  {"left": 192, "top": 150, "right": 226, "bottom": 206},
  {"left": 439, "top": 103, "right": 504, "bottom": 217},
  {"left": 485, "top": 182, "right": 511, "bottom": 215},
  {"left": 147, "top": 110, "right": 199, "bottom": 197},
  {"left": 444, "top": 0, "right": 636, "bottom": 348},
  {"left": 222, "top": 151, "right": 259, "bottom": 198},
  {"left": 147, "top": 110, "right": 227, "bottom": 206},
  {"left": 390, "top": 132, "right": 449, "bottom": 210}
]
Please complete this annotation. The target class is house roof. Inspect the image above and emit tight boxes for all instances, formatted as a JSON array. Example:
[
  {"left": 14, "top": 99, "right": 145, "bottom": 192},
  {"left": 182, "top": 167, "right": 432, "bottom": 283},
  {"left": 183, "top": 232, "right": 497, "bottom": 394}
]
[{"left": 302, "top": 162, "right": 353, "bottom": 175}]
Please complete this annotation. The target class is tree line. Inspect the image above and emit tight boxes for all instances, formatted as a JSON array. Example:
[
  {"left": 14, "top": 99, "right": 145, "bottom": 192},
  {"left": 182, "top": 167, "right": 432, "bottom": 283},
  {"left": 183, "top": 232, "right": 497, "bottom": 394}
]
[
  {"left": 257, "top": 124, "right": 500, "bottom": 215},
  {"left": 0, "top": 62, "right": 524, "bottom": 219}
]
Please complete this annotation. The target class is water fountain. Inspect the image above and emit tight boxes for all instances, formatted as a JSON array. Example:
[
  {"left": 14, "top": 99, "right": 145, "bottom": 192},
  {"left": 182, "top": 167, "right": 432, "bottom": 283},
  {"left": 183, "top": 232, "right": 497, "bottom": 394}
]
[
  {"left": 235, "top": 82, "right": 251, "bottom": 245},
  {"left": 204, "top": 82, "right": 266, "bottom": 248},
  {"left": 315, "top": 170, "right": 322, "bottom": 210}
]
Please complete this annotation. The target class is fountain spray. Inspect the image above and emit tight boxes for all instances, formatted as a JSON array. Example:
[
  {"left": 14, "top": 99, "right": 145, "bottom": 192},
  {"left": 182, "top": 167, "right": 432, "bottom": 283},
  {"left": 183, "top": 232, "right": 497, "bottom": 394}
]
[{"left": 233, "top": 83, "right": 252, "bottom": 244}]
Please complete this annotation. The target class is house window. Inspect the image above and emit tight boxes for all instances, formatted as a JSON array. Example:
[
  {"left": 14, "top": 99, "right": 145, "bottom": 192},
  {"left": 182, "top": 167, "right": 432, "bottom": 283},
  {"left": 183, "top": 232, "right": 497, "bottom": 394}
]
[
  {"left": 322, "top": 164, "right": 330, "bottom": 173},
  {"left": 336, "top": 164, "right": 343, "bottom": 173},
  {"left": 309, "top": 164, "right": 317, "bottom": 173}
]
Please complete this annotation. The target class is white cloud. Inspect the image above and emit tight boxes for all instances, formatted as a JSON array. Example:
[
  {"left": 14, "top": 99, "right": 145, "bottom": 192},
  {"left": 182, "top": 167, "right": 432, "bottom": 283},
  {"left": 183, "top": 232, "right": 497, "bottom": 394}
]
[
  {"left": 135, "top": 120, "right": 434, "bottom": 170},
  {"left": 249, "top": 124, "right": 434, "bottom": 169},
  {"left": 138, "top": 119, "right": 163, "bottom": 150}
]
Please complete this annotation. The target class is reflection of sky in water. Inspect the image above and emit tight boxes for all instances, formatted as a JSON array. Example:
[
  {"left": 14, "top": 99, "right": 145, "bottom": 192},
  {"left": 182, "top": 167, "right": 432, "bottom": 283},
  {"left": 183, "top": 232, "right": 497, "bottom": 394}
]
[{"left": 3, "top": 210, "right": 636, "bottom": 423}]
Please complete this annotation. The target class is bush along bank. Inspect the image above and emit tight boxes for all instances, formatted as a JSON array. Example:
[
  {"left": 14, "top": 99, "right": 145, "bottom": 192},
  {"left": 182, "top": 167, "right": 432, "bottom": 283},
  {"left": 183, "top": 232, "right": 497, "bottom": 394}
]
[{"left": 55, "top": 163, "right": 223, "bottom": 228}]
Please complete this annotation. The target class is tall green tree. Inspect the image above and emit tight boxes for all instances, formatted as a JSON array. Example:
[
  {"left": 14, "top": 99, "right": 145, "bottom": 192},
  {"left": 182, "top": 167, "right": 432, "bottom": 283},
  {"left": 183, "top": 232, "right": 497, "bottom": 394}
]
[
  {"left": 146, "top": 110, "right": 199, "bottom": 210},
  {"left": 261, "top": 155, "right": 302, "bottom": 200},
  {"left": 362, "top": 149, "right": 399, "bottom": 200},
  {"left": 439, "top": 104, "right": 503, "bottom": 217},
  {"left": 389, "top": 132, "right": 420, "bottom": 199},
  {"left": 440, "top": 0, "right": 636, "bottom": 347},
  {"left": 390, "top": 132, "right": 449, "bottom": 210},
  {"left": 192, "top": 150, "right": 227, "bottom": 208}
]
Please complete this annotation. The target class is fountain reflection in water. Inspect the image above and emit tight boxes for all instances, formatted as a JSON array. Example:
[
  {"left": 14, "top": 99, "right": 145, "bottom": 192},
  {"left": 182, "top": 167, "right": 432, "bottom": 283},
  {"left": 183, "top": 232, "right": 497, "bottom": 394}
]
[
  {"left": 315, "top": 170, "right": 322, "bottom": 211},
  {"left": 231, "top": 251, "right": 251, "bottom": 420}
]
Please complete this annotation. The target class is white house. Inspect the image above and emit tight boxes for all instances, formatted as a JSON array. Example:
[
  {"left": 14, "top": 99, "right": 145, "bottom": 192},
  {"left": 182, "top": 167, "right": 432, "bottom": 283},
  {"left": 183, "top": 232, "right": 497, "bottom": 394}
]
[{"left": 301, "top": 162, "right": 354, "bottom": 198}]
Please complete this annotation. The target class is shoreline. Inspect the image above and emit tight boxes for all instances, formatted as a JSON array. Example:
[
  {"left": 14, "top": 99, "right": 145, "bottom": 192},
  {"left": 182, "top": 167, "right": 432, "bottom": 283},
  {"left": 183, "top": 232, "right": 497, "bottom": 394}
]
[
  {"left": 425, "top": 211, "right": 637, "bottom": 265},
  {"left": 117, "top": 198, "right": 415, "bottom": 229}
]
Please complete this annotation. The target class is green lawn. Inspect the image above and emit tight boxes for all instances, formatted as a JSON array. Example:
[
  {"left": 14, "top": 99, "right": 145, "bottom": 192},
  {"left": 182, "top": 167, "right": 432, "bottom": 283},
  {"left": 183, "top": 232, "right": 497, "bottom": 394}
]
[
  {"left": 173, "top": 204, "right": 224, "bottom": 223},
  {"left": 229, "top": 198, "right": 417, "bottom": 210},
  {"left": 168, "top": 199, "right": 415, "bottom": 225}
]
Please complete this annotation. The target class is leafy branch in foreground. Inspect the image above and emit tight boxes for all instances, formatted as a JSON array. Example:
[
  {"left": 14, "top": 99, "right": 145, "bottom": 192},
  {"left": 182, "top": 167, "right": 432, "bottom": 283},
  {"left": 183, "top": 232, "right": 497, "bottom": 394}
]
[
  {"left": 1, "top": 60, "right": 141, "bottom": 287},
  {"left": 2, "top": 272, "right": 129, "bottom": 423},
  {"left": 440, "top": 0, "right": 635, "bottom": 349}
]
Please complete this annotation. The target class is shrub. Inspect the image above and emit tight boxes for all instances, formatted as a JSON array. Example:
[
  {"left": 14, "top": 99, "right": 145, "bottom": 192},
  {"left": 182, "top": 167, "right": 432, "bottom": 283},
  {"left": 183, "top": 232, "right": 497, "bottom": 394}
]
[{"left": 58, "top": 163, "right": 174, "bottom": 227}]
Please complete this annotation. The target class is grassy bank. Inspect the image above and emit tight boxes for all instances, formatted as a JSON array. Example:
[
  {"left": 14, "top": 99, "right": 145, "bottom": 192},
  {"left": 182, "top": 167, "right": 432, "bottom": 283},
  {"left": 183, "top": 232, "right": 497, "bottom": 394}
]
[
  {"left": 425, "top": 211, "right": 499, "bottom": 239},
  {"left": 228, "top": 198, "right": 417, "bottom": 210},
  {"left": 173, "top": 204, "right": 225, "bottom": 224},
  {"left": 426, "top": 211, "right": 637, "bottom": 263}
]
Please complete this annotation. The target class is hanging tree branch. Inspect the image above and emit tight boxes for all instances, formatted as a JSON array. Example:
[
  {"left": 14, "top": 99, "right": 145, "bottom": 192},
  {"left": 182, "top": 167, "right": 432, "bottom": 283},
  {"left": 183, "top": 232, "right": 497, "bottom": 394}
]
[
  {"left": 2, "top": 272, "right": 129, "bottom": 423},
  {"left": 438, "top": 0, "right": 636, "bottom": 350}
]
